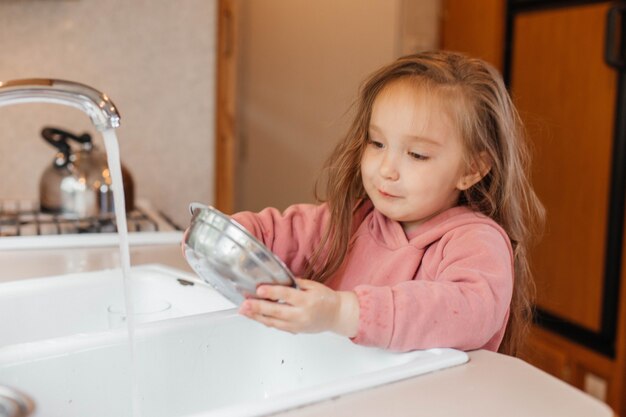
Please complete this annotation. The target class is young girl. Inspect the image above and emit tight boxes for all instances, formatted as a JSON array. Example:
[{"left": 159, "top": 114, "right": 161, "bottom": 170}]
[{"left": 234, "top": 51, "right": 545, "bottom": 356}]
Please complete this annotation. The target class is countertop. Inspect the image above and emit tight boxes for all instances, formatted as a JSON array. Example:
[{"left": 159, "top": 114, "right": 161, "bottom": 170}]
[{"left": 0, "top": 243, "right": 614, "bottom": 417}]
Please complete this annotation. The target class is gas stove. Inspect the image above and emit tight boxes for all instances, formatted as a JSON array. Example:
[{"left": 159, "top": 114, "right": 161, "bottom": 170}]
[{"left": 0, "top": 199, "right": 184, "bottom": 250}]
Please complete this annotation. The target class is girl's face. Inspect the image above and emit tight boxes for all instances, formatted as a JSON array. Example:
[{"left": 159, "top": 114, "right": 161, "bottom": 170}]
[{"left": 360, "top": 80, "right": 471, "bottom": 234}]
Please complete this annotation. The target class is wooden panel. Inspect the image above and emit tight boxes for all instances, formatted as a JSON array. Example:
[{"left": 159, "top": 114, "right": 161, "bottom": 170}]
[
  {"left": 510, "top": 3, "right": 616, "bottom": 331},
  {"left": 440, "top": 0, "right": 505, "bottom": 71},
  {"left": 215, "top": 0, "right": 239, "bottom": 214},
  {"left": 522, "top": 330, "right": 572, "bottom": 381},
  {"left": 525, "top": 325, "right": 618, "bottom": 410}
]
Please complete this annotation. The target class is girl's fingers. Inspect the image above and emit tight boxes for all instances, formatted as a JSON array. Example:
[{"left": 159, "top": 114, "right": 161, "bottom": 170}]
[
  {"left": 239, "top": 300, "right": 295, "bottom": 333},
  {"left": 241, "top": 298, "right": 292, "bottom": 320},
  {"left": 256, "top": 278, "right": 321, "bottom": 302},
  {"left": 248, "top": 313, "right": 295, "bottom": 333},
  {"left": 294, "top": 278, "right": 321, "bottom": 290},
  {"left": 256, "top": 284, "right": 301, "bottom": 304}
]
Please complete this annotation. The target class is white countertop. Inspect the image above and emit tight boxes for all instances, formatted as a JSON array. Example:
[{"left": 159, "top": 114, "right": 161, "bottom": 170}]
[
  {"left": 0, "top": 243, "right": 614, "bottom": 417},
  {"left": 278, "top": 349, "right": 612, "bottom": 417}
]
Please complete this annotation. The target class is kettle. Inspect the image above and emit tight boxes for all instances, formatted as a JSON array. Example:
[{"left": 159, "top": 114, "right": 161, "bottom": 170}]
[{"left": 39, "top": 127, "right": 134, "bottom": 218}]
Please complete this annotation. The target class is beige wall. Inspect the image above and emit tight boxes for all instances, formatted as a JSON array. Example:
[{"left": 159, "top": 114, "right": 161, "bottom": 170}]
[
  {"left": 0, "top": 0, "right": 217, "bottom": 228},
  {"left": 235, "top": 0, "right": 440, "bottom": 212}
]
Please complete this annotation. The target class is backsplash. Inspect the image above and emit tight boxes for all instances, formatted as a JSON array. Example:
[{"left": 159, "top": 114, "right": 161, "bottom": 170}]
[{"left": 0, "top": 0, "right": 217, "bottom": 228}]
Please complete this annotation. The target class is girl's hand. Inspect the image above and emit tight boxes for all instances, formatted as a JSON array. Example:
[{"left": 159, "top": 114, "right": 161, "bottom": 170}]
[{"left": 238, "top": 278, "right": 360, "bottom": 337}]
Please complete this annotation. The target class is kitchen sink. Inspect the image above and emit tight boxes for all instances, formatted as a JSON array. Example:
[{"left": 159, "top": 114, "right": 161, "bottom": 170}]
[
  {"left": 0, "top": 265, "right": 469, "bottom": 417},
  {"left": 0, "top": 312, "right": 468, "bottom": 417},
  {"left": 0, "top": 264, "right": 234, "bottom": 347}
]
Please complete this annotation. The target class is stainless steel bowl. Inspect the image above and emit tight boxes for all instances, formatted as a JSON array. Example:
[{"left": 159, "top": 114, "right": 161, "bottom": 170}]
[{"left": 182, "top": 203, "right": 297, "bottom": 305}]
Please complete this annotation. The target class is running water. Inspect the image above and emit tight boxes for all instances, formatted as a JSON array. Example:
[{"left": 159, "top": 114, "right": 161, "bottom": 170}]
[{"left": 102, "top": 129, "right": 141, "bottom": 417}]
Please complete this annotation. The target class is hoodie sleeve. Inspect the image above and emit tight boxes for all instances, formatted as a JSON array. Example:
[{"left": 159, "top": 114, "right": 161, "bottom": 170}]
[
  {"left": 231, "top": 204, "right": 330, "bottom": 276},
  {"left": 351, "top": 224, "right": 514, "bottom": 352}
]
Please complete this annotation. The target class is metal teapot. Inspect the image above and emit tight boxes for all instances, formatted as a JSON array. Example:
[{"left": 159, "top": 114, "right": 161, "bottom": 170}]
[{"left": 39, "top": 127, "right": 134, "bottom": 218}]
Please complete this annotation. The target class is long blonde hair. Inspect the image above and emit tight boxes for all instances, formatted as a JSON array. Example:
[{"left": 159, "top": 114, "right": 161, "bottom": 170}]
[{"left": 304, "top": 51, "right": 545, "bottom": 357}]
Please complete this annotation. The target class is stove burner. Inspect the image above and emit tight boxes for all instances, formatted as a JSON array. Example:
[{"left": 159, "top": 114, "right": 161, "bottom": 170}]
[{"left": 0, "top": 200, "right": 180, "bottom": 237}]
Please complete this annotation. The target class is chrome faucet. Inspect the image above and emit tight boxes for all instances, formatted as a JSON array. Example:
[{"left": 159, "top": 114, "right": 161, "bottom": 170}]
[
  {"left": 0, "top": 79, "right": 120, "bottom": 131},
  {"left": 0, "top": 80, "right": 120, "bottom": 415}
]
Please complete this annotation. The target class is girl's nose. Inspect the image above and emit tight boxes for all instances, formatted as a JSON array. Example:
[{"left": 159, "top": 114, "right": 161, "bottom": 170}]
[{"left": 379, "top": 153, "right": 399, "bottom": 181}]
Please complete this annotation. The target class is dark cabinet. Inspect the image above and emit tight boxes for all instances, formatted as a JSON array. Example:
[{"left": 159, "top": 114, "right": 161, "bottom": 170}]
[
  {"left": 443, "top": 0, "right": 626, "bottom": 413},
  {"left": 510, "top": 2, "right": 618, "bottom": 355}
]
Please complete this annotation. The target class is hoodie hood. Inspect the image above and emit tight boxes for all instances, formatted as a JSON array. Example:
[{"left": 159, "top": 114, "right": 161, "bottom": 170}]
[{"left": 361, "top": 199, "right": 510, "bottom": 251}]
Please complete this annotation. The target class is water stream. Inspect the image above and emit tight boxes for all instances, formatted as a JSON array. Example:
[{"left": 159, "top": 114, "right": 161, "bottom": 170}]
[{"left": 102, "top": 128, "right": 141, "bottom": 417}]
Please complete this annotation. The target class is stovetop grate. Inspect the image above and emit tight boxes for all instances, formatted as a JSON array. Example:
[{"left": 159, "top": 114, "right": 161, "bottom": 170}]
[{"left": 0, "top": 200, "right": 180, "bottom": 237}]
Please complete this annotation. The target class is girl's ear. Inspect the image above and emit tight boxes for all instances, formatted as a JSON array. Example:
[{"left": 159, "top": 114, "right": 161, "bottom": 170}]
[{"left": 457, "top": 151, "right": 492, "bottom": 191}]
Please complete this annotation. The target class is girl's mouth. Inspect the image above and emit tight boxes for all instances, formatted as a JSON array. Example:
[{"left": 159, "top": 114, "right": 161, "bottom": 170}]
[{"left": 378, "top": 189, "right": 399, "bottom": 198}]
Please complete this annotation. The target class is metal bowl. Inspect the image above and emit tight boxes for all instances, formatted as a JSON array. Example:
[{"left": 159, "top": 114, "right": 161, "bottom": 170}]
[{"left": 182, "top": 203, "right": 297, "bottom": 305}]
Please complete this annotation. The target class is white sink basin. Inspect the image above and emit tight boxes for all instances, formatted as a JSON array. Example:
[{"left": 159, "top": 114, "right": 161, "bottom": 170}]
[
  {"left": 0, "top": 265, "right": 469, "bottom": 417},
  {"left": 0, "top": 264, "right": 234, "bottom": 346}
]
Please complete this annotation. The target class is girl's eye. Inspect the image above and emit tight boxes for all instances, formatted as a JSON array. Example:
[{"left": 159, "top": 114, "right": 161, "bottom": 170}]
[
  {"left": 367, "top": 139, "right": 384, "bottom": 149},
  {"left": 408, "top": 151, "right": 428, "bottom": 161}
]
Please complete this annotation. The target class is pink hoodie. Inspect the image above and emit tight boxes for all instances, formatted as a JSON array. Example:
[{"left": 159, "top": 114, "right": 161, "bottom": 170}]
[{"left": 232, "top": 201, "right": 513, "bottom": 352}]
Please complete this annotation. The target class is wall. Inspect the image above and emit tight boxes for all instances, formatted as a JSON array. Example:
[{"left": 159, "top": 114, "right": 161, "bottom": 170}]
[
  {"left": 235, "top": 0, "right": 440, "bottom": 212},
  {"left": 0, "top": 0, "right": 217, "bottom": 228}
]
